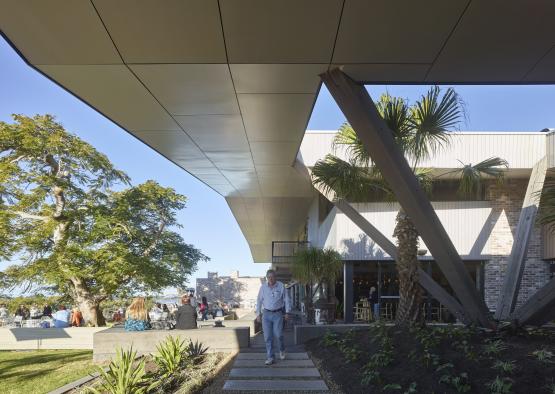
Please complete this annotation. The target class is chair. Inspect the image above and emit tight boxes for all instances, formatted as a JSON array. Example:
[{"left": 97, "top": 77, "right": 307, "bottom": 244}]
[
  {"left": 382, "top": 303, "right": 394, "bottom": 320},
  {"left": 13, "top": 316, "right": 23, "bottom": 327}
]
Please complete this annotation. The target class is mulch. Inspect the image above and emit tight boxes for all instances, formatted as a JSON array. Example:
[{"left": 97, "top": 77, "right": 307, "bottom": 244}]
[{"left": 306, "top": 324, "right": 555, "bottom": 394}]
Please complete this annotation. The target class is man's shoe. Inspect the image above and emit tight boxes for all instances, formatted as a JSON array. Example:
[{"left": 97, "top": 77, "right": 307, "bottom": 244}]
[
  {"left": 265, "top": 358, "right": 274, "bottom": 365},
  {"left": 279, "top": 351, "right": 286, "bottom": 360}
]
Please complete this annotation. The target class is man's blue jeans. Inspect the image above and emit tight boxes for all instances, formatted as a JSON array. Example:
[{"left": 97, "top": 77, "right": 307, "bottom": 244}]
[{"left": 262, "top": 310, "right": 284, "bottom": 360}]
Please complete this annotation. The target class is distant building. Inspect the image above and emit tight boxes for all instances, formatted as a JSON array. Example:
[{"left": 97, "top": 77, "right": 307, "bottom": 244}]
[{"left": 196, "top": 271, "right": 263, "bottom": 309}]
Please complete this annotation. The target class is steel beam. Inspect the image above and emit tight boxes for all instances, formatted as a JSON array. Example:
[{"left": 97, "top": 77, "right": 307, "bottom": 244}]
[
  {"left": 495, "top": 157, "right": 547, "bottom": 320},
  {"left": 320, "top": 68, "right": 493, "bottom": 328},
  {"left": 293, "top": 159, "right": 469, "bottom": 324},
  {"left": 511, "top": 277, "right": 555, "bottom": 326}
]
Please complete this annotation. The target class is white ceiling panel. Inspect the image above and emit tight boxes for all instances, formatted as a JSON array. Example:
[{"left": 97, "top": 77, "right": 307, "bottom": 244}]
[
  {"left": 92, "top": 0, "right": 226, "bottom": 63},
  {"left": 251, "top": 142, "right": 300, "bottom": 166},
  {"left": 220, "top": 0, "right": 343, "bottom": 63},
  {"left": 211, "top": 183, "right": 237, "bottom": 196},
  {"left": 130, "top": 65, "right": 239, "bottom": 116},
  {"left": 238, "top": 94, "right": 315, "bottom": 142},
  {"left": 174, "top": 115, "right": 249, "bottom": 151},
  {"left": 249, "top": 244, "right": 272, "bottom": 263},
  {"left": 204, "top": 151, "right": 254, "bottom": 170},
  {"left": 38, "top": 65, "right": 179, "bottom": 131},
  {"left": 335, "top": 64, "right": 430, "bottom": 83},
  {"left": 525, "top": 46, "right": 555, "bottom": 82},
  {"left": 133, "top": 131, "right": 210, "bottom": 168},
  {"left": 427, "top": 0, "right": 555, "bottom": 82},
  {"left": 333, "top": 0, "right": 468, "bottom": 63},
  {"left": 230, "top": 64, "right": 326, "bottom": 93},
  {"left": 0, "top": 1, "right": 120, "bottom": 65}
]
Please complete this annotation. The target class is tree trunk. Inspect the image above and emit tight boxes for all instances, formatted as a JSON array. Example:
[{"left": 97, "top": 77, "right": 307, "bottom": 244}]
[
  {"left": 70, "top": 277, "right": 106, "bottom": 326},
  {"left": 393, "top": 210, "right": 423, "bottom": 325}
]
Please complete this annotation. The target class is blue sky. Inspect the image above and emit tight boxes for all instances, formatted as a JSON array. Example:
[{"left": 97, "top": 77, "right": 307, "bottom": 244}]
[{"left": 1, "top": 35, "right": 555, "bottom": 293}]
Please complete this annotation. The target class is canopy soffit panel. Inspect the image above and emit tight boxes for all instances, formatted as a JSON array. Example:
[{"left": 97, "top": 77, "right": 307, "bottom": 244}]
[{"left": 2, "top": 0, "right": 555, "bottom": 262}]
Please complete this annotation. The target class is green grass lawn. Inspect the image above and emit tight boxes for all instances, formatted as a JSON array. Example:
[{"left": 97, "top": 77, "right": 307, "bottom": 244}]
[{"left": 0, "top": 349, "right": 97, "bottom": 394}]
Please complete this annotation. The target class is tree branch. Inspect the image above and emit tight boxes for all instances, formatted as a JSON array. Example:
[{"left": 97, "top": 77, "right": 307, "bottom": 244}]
[
  {"left": 12, "top": 211, "right": 49, "bottom": 221},
  {"left": 142, "top": 219, "right": 167, "bottom": 257}
]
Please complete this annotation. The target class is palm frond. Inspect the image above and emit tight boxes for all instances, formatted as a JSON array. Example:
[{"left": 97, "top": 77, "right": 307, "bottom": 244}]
[
  {"left": 414, "top": 168, "right": 434, "bottom": 197},
  {"left": 292, "top": 247, "right": 343, "bottom": 285},
  {"left": 455, "top": 157, "right": 508, "bottom": 198},
  {"left": 408, "top": 86, "right": 464, "bottom": 164},
  {"left": 311, "top": 155, "right": 388, "bottom": 201},
  {"left": 375, "top": 93, "right": 412, "bottom": 151},
  {"left": 332, "top": 123, "right": 371, "bottom": 166}
]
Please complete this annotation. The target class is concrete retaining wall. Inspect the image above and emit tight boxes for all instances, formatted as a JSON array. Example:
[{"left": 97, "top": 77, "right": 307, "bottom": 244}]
[
  {"left": 197, "top": 312, "right": 260, "bottom": 335},
  {"left": 93, "top": 326, "right": 249, "bottom": 362},
  {"left": 294, "top": 324, "right": 371, "bottom": 345},
  {"left": 0, "top": 327, "right": 105, "bottom": 350}
]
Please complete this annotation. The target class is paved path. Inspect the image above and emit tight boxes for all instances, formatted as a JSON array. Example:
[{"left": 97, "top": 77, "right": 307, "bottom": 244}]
[{"left": 222, "top": 331, "right": 329, "bottom": 392}]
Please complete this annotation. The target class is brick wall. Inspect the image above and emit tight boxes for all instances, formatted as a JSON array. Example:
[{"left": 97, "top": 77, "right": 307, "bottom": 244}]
[{"left": 484, "top": 179, "right": 551, "bottom": 310}]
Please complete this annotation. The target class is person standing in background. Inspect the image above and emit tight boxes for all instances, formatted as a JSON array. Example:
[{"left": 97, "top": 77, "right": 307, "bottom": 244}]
[{"left": 369, "top": 286, "right": 380, "bottom": 321}]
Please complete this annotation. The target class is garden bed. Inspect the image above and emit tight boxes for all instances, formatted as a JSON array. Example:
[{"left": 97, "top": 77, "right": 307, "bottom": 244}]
[{"left": 306, "top": 324, "right": 555, "bottom": 394}]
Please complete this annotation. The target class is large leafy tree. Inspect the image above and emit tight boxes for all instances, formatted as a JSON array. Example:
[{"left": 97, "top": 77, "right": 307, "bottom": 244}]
[
  {"left": 312, "top": 88, "right": 507, "bottom": 325},
  {"left": 0, "top": 115, "right": 208, "bottom": 325}
]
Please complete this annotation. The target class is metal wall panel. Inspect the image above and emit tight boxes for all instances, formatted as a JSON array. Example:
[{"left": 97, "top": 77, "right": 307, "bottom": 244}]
[{"left": 309, "top": 201, "right": 495, "bottom": 260}]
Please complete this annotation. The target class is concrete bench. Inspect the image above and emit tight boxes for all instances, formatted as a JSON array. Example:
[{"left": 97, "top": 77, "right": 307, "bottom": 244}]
[
  {"left": 0, "top": 327, "right": 105, "bottom": 350},
  {"left": 197, "top": 312, "right": 260, "bottom": 336},
  {"left": 93, "top": 326, "right": 249, "bottom": 362}
]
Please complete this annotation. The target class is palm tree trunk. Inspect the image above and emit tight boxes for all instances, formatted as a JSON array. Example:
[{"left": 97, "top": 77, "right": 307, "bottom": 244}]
[{"left": 393, "top": 209, "right": 423, "bottom": 325}]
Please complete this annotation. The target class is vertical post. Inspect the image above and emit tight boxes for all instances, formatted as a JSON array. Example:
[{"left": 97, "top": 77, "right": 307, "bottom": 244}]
[
  {"left": 344, "top": 261, "right": 354, "bottom": 323},
  {"left": 495, "top": 157, "right": 547, "bottom": 320}
]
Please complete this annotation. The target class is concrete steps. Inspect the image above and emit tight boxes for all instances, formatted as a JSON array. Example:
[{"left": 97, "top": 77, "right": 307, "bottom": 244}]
[
  {"left": 236, "top": 352, "right": 309, "bottom": 360},
  {"left": 223, "top": 351, "right": 329, "bottom": 392},
  {"left": 223, "top": 380, "right": 329, "bottom": 391}
]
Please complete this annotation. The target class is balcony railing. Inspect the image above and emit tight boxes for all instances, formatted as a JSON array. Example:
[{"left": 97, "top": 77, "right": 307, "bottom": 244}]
[{"left": 271, "top": 241, "right": 310, "bottom": 264}]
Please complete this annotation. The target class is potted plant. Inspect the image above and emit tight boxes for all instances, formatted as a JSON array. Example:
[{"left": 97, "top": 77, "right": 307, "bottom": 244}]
[{"left": 292, "top": 247, "right": 343, "bottom": 324}]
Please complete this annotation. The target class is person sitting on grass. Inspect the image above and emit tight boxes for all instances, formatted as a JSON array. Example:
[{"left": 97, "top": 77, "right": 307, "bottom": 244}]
[
  {"left": 124, "top": 297, "right": 151, "bottom": 331},
  {"left": 175, "top": 295, "right": 197, "bottom": 329},
  {"left": 52, "top": 305, "right": 71, "bottom": 328}
]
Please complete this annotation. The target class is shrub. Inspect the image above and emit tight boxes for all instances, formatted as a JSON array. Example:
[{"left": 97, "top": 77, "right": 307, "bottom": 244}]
[
  {"left": 87, "top": 347, "right": 158, "bottom": 394},
  {"left": 492, "top": 360, "right": 516, "bottom": 374},
  {"left": 187, "top": 339, "right": 209, "bottom": 359},
  {"left": 152, "top": 336, "right": 189, "bottom": 377},
  {"left": 487, "top": 376, "right": 513, "bottom": 394},
  {"left": 531, "top": 349, "right": 554, "bottom": 364},
  {"left": 482, "top": 340, "right": 507, "bottom": 357}
]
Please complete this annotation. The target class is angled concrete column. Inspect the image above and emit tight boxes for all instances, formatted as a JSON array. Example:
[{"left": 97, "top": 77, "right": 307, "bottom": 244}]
[
  {"left": 512, "top": 277, "right": 555, "bottom": 326},
  {"left": 495, "top": 157, "right": 547, "bottom": 320},
  {"left": 344, "top": 261, "right": 354, "bottom": 323},
  {"left": 293, "top": 159, "right": 469, "bottom": 323},
  {"left": 321, "top": 68, "right": 493, "bottom": 328}
]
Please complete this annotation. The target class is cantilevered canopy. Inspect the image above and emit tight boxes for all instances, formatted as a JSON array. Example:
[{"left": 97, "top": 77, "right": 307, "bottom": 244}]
[{"left": 1, "top": 0, "right": 554, "bottom": 262}]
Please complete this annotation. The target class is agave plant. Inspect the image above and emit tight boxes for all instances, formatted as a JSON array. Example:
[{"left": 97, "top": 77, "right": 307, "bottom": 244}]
[
  {"left": 186, "top": 339, "right": 209, "bottom": 360},
  {"left": 87, "top": 347, "right": 158, "bottom": 394},
  {"left": 152, "top": 335, "right": 189, "bottom": 377}
]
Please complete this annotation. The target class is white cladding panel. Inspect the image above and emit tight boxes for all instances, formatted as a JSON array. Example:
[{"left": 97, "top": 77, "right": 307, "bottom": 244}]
[
  {"left": 312, "top": 201, "right": 496, "bottom": 260},
  {"left": 300, "top": 132, "right": 546, "bottom": 171}
]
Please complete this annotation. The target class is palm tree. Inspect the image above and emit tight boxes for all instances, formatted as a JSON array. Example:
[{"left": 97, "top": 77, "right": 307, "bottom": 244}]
[
  {"left": 292, "top": 246, "right": 343, "bottom": 322},
  {"left": 312, "top": 87, "right": 508, "bottom": 325}
]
